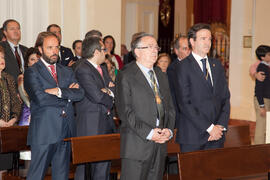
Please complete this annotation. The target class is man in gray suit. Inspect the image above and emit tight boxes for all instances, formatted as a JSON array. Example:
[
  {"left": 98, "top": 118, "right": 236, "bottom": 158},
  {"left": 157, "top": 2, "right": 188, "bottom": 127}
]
[
  {"left": 0, "top": 19, "right": 28, "bottom": 80},
  {"left": 115, "top": 33, "right": 175, "bottom": 180}
]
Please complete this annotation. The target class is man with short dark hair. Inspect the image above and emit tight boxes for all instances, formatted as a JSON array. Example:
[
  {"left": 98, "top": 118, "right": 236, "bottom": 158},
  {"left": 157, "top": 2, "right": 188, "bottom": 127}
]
[
  {"left": 24, "top": 31, "right": 84, "bottom": 180},
  {"left": 167, "top": 36, "right": 190, "bottom": 128},
  {"left": 85, "top": 29, "right": 102, "bottom": 39},
  {"left": 74, "top": 37, "right": 115, "bottom": 180},
  {"left": 47, "top": 24, "right": 74, "bottom": 66},
  {"left": 174, "top": 23, "right": 230, "bottom": 153},
  {"left": 115, "top": 33, "right": 175, "bottom": 180},
  {"left": 0, "top": 19, "right": 28, "bottom": 80},
  {"left": 72, "top": 40, "right": 82, "bottom": 61}
]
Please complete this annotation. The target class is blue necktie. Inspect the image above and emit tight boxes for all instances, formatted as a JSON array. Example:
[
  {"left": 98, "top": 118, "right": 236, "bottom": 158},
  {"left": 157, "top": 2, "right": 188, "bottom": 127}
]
[{"left": 201, "top": 58, "right": 212, "bottom": 87}]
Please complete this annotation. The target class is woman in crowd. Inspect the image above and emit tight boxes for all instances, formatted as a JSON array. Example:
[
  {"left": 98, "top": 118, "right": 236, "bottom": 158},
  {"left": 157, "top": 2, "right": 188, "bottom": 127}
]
[
  {"left": 156, "top": 53, "right": 171, "bottom": 73},
  {"left": 18, "top": 47, "right": 40, "bottom": 126},
  {"left": 0, "top": 45, "right": 21, "bottom": 173},
  {"left": 103, "top": 35, "right": 123, "bottom": 70},
  {"left": 104, "top": 54, "right": 117, "bottom": 82}
]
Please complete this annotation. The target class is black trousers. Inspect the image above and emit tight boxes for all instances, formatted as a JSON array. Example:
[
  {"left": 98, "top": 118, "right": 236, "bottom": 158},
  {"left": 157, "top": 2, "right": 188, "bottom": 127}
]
[{"left": 121, "top": 144, "right": 166, "bottom": 180}]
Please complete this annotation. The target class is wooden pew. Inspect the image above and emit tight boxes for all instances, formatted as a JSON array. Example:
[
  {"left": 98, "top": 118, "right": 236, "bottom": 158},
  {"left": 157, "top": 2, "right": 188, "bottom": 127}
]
[
  {"left": 224, "top": 124, "right": 251, "bottom": 147},
  {"left": 0, "top": 124, "right": 253, "bottom": 180},
  {"left": 178, "top": 144, "right": 270, "bottom": 180}
]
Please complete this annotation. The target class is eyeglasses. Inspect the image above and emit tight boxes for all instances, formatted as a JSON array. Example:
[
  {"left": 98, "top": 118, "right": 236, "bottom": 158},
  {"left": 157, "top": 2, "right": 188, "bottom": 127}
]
[
  {"left": 101, "top": 48, "right": 107, "bottom": 52},
  {"left": 136, "top": 46, "right": 161, "bottom": 51}
]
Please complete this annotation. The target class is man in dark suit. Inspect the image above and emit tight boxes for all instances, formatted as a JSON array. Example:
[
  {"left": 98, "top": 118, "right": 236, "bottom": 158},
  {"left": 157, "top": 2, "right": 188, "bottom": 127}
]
[
  {"left": 175, "top": 23, "right": 230, "bottom": 153},
  {"left": 47, "top": 24, "right": 74, "bottom": 66},
  {"left": 72, "top": 40, "right": 82, "bottom": 61},
  {"left": 74, "top": 37, "right": 115, "bottom": 180},
  {"left": 24, "top": 32, "right": 84, "bottom": 180},
  {"left": 0, "top": 19, "right": 28, "bottom": 80},
  {"left": 167, "top": 36, "right": 190, "bottom": 129},
  {"left": 115, "top": 33, "right": 175, "bottom": 180}
]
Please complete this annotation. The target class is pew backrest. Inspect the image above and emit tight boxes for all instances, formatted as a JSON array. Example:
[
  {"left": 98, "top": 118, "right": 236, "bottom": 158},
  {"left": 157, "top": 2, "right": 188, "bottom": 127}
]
[
  {"left": 178, "top": 144, "right": 270, "bottom": 180},
  {"left": 0, "top": 126, "right": 29, "bottom": 153}
]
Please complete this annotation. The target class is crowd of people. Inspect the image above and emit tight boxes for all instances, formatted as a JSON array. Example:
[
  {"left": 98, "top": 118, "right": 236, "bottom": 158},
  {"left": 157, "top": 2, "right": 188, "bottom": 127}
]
[{"left": 0, "top": 19, "right": 235, "bottom": 180}]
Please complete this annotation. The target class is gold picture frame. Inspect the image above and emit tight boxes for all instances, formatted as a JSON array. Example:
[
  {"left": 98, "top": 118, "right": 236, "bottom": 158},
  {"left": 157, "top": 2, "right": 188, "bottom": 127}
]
[{"left": 243, "top": 36, "right": 252, "bottom": 48}]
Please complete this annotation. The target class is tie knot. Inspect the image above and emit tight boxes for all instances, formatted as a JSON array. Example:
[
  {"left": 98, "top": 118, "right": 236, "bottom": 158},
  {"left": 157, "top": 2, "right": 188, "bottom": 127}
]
[
  {"left": 201, "top": 58, "right": 207, "bottom": 64},
  {"left": 148, "top": 70, "right": 154, "bottom": 76},
  {"left": 48, "top": 65, "right": 55, "bottom": 71},
  {"left": 14, "top": 46, "right": 18, "bottom": 49}
]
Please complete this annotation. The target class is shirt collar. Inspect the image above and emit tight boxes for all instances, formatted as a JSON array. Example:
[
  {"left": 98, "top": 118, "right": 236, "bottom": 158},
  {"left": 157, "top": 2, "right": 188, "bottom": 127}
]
[
  {"left": 88, "top": 59, "right": 98, "bottom": 68},
  {"left": 192, "top": 51, "right": 208, "bottom": 63},
  {"left": 261, "top": 61, "right": 270, "bottom": 66},
  {"left": 40, "top": 58, "right": 56, "bottom": 68},
  {"left": 7, "top": 41, "right": 19, "bottom": 52},
  {"left": 136, "top": 61, "right": 153, "bottom": 75}
]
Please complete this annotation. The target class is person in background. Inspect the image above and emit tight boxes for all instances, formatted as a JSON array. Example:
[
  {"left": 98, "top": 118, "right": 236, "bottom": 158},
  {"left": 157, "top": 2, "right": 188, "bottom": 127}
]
[
  {"left": 0, "top": 28, "right": 6, "bottom": 41},
  {"left": 47, "top": 24, "right": 74, "bottom": 67},
  {"left": 156, "top": 53, "right": 171, "bottom": 73},
  {"left": 0, "top": 19, "right": 28, "bottom": 80},
  {"left": 104, "top": 54, "right": 117, "bottom": 82},
  {"left": 72, "top": 40, "right": 82, "bottom": 61},
  {"left": 18, "top": 47, "right": 40, "bottom": 126},
  {"left": 121, "top": 44, "right": 128, "bottom": 61},
  {"left": 250, "top": 60, "right": 266, "bottom": 81},
  {"left": 0, "top": 44, "right": 21, "bottom": 178},
  {"left": 103, "top": 35, "right": 123, "bottom": 70},
  {"left": 254, "top": 45, "right": 270, "bottom": 144}
]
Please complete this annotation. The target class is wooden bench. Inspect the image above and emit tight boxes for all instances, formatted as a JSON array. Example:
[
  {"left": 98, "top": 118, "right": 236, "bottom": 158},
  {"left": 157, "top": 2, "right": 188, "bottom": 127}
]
[
  {"left": 178, "top": 144, "right": 270, "bottom": 180},
  {"left": 0, "top": 124, "right": 252, "bottom": 180}
]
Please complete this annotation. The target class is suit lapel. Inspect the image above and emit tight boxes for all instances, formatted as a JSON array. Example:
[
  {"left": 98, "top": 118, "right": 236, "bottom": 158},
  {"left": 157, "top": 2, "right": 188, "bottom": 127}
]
[
  {"left": 85, "top": 60, "right": 105, "bottom": 87},
  {"left": 208, "top": 58, "right": 217, "bottom": 93},
  {"left": 37, "top": 61, "right": 58, "bottom": 86},
  {"left": 133, "top": 63, "right": 155, "bottom": 99},
  {"left": 56, "top": 63, "right": 64, "bottom": 87},
  {"left": 189, "top": 54, "right": 213, "bottom": 92}
]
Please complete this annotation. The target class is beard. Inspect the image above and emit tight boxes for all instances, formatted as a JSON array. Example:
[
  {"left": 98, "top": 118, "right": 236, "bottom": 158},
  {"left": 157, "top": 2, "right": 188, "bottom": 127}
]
[{"left": 42, "top": 53, "right": 59, "bottom": 65}]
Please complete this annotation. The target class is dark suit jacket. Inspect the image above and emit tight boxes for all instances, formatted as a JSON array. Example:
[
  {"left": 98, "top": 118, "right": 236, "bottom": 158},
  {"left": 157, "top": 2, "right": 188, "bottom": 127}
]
[
  {"left": 0, "top": 41, "right": 28, "bottom": 80},
  {"left": 24, "top": 60, "right": 84, "bottom": 145},
  {"left": 115, "top": 61, "right": 175, "bottom": 161},
  {"left": 123, "top": 51, "right": 135, "bottom": 65},
  {"left": 59, "top": 46, "right": 74, "bottom": 66},
  {"left": 175, "top": 54, "right": 230, "bottom": 145},
  {"left": 75, "top": 59, "right": 115, "bottom": 136},
  {"left": 167, "top": 58, "right": 180, "bottom": 130}
]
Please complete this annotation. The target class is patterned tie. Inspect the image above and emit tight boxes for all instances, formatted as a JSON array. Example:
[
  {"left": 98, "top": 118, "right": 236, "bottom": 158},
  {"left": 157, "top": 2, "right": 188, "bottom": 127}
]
[
  {"left": 148, "top": 70, "right": 164, "bottom": 128},
  {"left": 97, "top": 65, "right": 103, "bottom": 77},
  {"left": 48, "top": 65, "right": 58, "bottom": 84},
  {"left": 201, "top": 58, "right": 212, "bottom": 88},
  {"left": 14, "top": 46, "right": 22, "bottom": 73}
]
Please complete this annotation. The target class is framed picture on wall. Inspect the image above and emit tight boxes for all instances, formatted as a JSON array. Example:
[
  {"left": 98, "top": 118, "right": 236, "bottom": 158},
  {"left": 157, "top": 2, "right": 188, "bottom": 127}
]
[{"left": 243, "top": 36, "right": 252, "bottom": 48}]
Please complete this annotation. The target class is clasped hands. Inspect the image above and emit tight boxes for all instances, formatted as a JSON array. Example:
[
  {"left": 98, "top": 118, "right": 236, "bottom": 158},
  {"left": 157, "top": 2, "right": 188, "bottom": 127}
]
[
  {"left": 151, "top": 128, "right": 171, "bottom": 144},
  {"left": 208, "top": 125, "right": 224, "bottom": 141},
  {"left": 0, "top": 118, "right": 16, "bottom": 127},
  {"left": 45, "top": 83, "right": 79, "bottom": 96}
]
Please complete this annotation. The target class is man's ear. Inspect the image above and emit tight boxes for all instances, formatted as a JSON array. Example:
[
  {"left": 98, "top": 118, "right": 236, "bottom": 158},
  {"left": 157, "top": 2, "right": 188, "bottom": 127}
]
[
  {"left": 189, "top": 38, "right": 195, "bottom": 48},
  {"left": 134, "top": 49, "right": 139, "bottom": 58},
  {"left": 38, "top": 46, "right": 43, "bottom": 55},
  {"left": 3, "top": 30, "right": 7, "bottom": 37}
]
